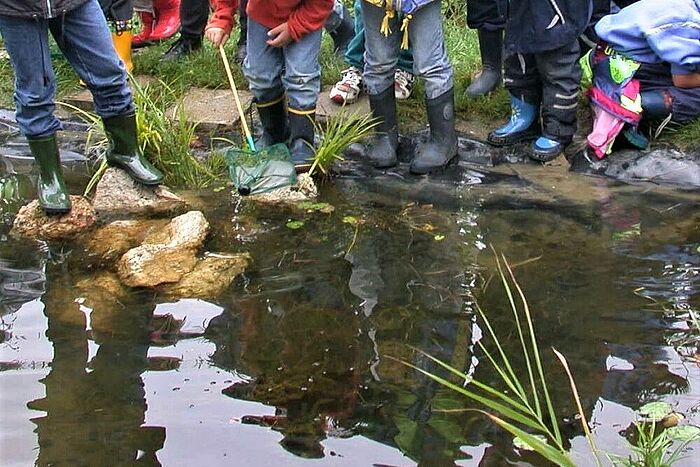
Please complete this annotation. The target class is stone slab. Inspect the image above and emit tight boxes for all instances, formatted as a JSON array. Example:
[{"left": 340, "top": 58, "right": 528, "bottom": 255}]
[
  {"left": 316, "top": 85, "right": 371, "bottom": 121},
  {"left": 167, "top": 87, "right": 254, "bottom": 132},
  {"left": 62, "top": 75, "right": 155, "bottom": 111}
]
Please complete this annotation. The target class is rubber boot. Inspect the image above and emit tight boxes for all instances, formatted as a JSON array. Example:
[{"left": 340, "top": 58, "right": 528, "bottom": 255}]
[
  {"left": 150, "top": 0, "right": 181, "bottom": 41},
  {"left": 465, "top": 29, "right": 503, "bottom": 97},
  {"left": 327, "top": 5, "right": 354, "bottom": 57},
  {"left": 531, "top": 136, "right": 563, "bottom": 162},
  {"left": 132, "top": 11, "right": 155, "bottom": 48},
  {"left": 487, "top": 95, "right": 539, "bottom": 146},
  {"left": 410, "top": 88, "right": 458, "bottom": 174},
  {"left": 162, "top": 35, "right": 202, "bottom": 61},
  {"left": 102, "top": 112, "right": 164, "bottom": 185},
  {"left": 27, "top": 134, "right": 72, "bottom": 215},
  {"left": 641, "top": 90, "right": 672, "bottom": 119},
  {"left": 112, "top": 31, "right": 134, "bottom": 73},
  {"left": 288, "top": 111, "right": 315, "bottom": 172},
  {"left": 257, "top": 97, "right": 289, "bottom": 147},
  {"left": 367, "top": 87, "right": 399, "bottom": 168}
]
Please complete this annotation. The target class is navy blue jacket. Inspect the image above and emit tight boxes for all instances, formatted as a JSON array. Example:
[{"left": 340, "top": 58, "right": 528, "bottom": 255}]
[{"left": 505, "top": 0, "right": 593, "bottom": 54}]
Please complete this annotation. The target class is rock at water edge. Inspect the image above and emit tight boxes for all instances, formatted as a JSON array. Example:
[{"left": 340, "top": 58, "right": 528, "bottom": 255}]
[{"left": 11, "top": 196, "right": 97, "bottom": 240}]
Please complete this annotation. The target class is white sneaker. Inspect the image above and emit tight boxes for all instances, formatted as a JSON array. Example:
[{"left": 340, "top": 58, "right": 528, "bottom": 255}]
[
  {"left": 394, "top": 69, "right": 414, "bottom": 100},
  {"left": 329, "top": 66, "right": 363, "bottom": 105}
]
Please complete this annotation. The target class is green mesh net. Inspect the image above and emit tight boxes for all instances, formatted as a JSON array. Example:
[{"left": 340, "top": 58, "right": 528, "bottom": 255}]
[{"left": 224, "top": 143, "right": 297, "bottom": 196}]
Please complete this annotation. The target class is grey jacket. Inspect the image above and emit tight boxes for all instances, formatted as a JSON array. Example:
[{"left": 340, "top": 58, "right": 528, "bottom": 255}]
[{"left": 0, "top": 0, "right": 89, "bottom": 18}]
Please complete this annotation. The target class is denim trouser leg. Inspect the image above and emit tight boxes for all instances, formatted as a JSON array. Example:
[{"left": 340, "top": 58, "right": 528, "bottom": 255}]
[
  {"left": 0, "top": 15, "right": 60, "bottom": 137},
  {"left": 244, "top": 18, "right": 321, "bottom": 111},
  {"left": 362, "top": 0, "right": 451, "bottom": 98},
  {"left": 0, "top": 0, "right": 132, "bottom": 136},
  {"left": 51, "top": 0, "right": 133, "bottom": 119},
  {"left": 346, "top": 0, "right": 414, "bottom": 73},
  {"left": 324, "top": 0, "right": 346, "bottom": 34}
]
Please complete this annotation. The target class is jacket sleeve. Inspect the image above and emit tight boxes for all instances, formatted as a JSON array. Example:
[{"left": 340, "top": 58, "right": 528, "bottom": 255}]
[
  {"left": 206, "top": 0, "right": 239, "bottom": 34},
  {"left": 287, "top": 0, "right": 334, "bottom": 42},
  {"left": 647, "top": 25, "right": 700, "bottom": 75}
]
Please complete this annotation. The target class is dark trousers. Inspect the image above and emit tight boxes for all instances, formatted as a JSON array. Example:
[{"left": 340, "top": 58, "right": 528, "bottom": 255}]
[
  {"left": 504, "top": 40, "right": 581, "bottom": 143},
  {"left": 637, "top": 63, "right": 700, "bottom": 123},
  {"left": 179, "top": 0, "right": 209, "bottom": 40},
  {"left": 466, "top": 0, "right": 506, "bottom": 30},
  {"left": 98, "top": 0, "right": 133, "bottom": 23}
]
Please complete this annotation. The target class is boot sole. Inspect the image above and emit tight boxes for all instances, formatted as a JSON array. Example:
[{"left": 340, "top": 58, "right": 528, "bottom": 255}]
[
  {"left": 43, "top": 206, "right": 71, "bottom": 216},
  {"left": 409, "top": 152, "right": 458, "bottom": 175},
  {"left": 487, "top": 130, "right": 539, "bottom": 147}
]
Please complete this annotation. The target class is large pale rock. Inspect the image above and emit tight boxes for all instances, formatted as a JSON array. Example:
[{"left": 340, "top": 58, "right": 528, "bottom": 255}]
[
  {"left": 92, "top": 168, "right": 186, "bottom": 218},
  {"left": 117, "top": 244, "right": 199, "bottom": 287},
  {"left": 247, "top": 173, "right": 318, "bottom": 204},
  {"left": 11, "top": 196, "right": 96, "bottom": 240},
  {"left": 164, "top": 253, "right": 250, "bottom": 298},
  {"left": 116, "top": 211, "right": 210, "bottom": 288},
  {"left": 167, "top": 210, "right": 210, "bottom": 249},
  {"left": 85, "top": 219, "right": 169, "bottom": 262}
]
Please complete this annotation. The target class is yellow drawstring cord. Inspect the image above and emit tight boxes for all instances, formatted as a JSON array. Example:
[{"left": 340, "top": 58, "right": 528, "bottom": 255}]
[
  {"left": 400, "top": 14, "right": 412, "bottom": 49},
  {"left": 380, "top": 5, "right": 395, "bottom": 36}
]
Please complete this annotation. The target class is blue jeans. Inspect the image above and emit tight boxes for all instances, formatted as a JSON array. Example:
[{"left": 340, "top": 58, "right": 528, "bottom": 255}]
[
  {"left": 0, "top": 0, "right": 132, "bottom": 138},
  {"left": 345, "top": 0, "right": 413, "bottom": 73},
  {"left": 243, "top": 18, "right": 322, "bottom": 112},
  {"left": 361, "top": 0, "right": 453, "bottom": 99}
]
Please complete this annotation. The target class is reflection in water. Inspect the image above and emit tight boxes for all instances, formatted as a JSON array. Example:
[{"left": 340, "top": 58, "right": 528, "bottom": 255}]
[
  {"left": 1, "top": 160, "right": 699, "bottom": 465},
  {"left": 27, "top": 264, "right": 165, "bottom": 466}
]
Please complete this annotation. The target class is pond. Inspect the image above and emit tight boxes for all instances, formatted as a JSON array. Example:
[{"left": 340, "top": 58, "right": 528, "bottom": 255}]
[{"left": 1, "top": 119, "right": 699, "bottom": 466}]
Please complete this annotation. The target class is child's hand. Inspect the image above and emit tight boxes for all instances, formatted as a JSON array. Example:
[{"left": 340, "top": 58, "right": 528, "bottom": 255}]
[
  {"left": 205, "top": 27, "right": 230, "bottom": 48},
  {"left": 267, "top": 22, "right": 292, "bottom": 48}
]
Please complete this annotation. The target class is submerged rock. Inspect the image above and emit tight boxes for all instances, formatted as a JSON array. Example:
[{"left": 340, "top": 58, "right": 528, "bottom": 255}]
[
  {"left": 92, "top": 168, "right": 186, "bottom": 218},
  {"left": 163, "top": 252, "right": 250, "bottom": 298},
  {"left": 117, "top": 244, "right": 199, "bottom": 288},
  {"left": 11, "top": 196, "right": 97, "bottom": 240},
  {"left": 247, "top": 173, "right": 318, "bottom": 204},
  {"left": 116, "top": 211, "right": 210, "bottom": 288},
  {"left": 85, "top": 219, "right": 170, "bottom": 262},
  {"left": 569, "top": 147, "right": 700, "bottom": 188}
]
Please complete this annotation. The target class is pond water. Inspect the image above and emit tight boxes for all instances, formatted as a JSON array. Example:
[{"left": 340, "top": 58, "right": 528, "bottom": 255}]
[{"left": 1, "top": 120, "right": 699, "bottom": 466}]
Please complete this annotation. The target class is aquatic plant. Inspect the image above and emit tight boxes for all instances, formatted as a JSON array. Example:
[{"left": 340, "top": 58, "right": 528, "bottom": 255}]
[
  {"left": 394, "top": 250, "right": 595, "bottom": 466},
  {"left": 401, "top": 250, "right": 700, "bottom": 466},
  {"left": 310, "top": 112, "right": 379, "bottom": 177}
]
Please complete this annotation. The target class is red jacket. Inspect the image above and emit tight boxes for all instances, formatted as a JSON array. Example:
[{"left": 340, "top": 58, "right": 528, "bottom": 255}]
[{"left": 207, "top": 0, "right": 333, "bottom": 42}]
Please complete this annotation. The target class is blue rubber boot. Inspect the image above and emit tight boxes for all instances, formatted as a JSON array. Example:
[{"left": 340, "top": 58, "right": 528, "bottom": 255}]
[
  {"left": 487, "top": 96, "right": 539, "bottom": 146},
  {"left": 530, "top": 136, "right": 563, "bottom": 162}
]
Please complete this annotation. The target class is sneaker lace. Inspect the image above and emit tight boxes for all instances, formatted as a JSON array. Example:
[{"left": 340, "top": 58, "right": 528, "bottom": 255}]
[{"left": 341, "top": 67, "right": 363, "bottom": 87}]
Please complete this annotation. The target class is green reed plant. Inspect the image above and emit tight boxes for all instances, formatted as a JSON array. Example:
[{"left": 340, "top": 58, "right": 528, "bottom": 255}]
[
  {"left": 310, "top": 112, "right": 380, "bottom": 177},
  {"left": 395, "top": 250, "right": 601, "bottom": 467}
]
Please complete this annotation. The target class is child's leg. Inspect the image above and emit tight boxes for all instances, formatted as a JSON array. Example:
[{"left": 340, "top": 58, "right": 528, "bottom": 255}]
[
  {"left": 344, "top": 0, "right": 365, "bottom": 70},
  {"left": 53, "top": 1, "right": 162, "bottom": 185},
  {"left": 406, "top": 0, "right": 457, "bottom": 174},
  {"left": 636, "top": 63, "right": 700, "bottom": 123},
  {"left": 244, "top": 18, "right": 287, "bottom": 146},
  {"left": 535, "top": 41, "right": 581, "bottom": 155},
  {"left": 488, "top": 52, "right": 541, "bottom": 146},
  {"left": 49, "top": 0, "right": 133, "bottom": 119},
  {"left": 360, "top": 0, "right": 402, "bottom": 168},
  {"left": 283, "top": 28, "right": 323, "bottom": 168}
]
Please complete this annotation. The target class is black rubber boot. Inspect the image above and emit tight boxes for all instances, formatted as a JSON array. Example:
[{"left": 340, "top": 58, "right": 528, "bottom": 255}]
[
  {"left": 327, "top": 5, "right": 354, "bottom": 57},
  {"left": 257, "top": 97, "right": 289, "bottom": 147},
  {"left": 102, "top": 112, "right": 164, "bottom": 185},
  {"left": 465, "top": 29, "right": 503, "bottom": 97},
  {"left": 162, "top": 35, "right": 202, "bottom": 61},
  {"left": 367, "top": 87, "right": 398, "bottom": 168},
  {"left": 288, "top": 112, "right": 315, "bottom": 172},
  {"left": 410, "top": 88, "right": 458, "bottom": 175},
  {"left": 27, "top": 134, "right": 72, "bottom": 215}
]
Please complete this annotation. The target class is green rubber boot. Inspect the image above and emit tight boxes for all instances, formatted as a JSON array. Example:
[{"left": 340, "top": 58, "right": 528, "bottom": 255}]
[
  {"left": 27, "top": 134, "right": 72, "bottom": 215},
  {"left": 102, "top": 112, "right": 164, "bottom": 185}
]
